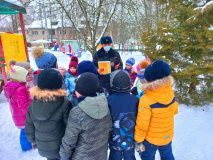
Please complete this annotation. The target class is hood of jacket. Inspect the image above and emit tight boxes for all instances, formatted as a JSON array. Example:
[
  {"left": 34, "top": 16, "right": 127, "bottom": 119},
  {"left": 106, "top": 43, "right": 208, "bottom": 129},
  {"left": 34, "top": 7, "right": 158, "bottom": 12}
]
[
  {"left": 3, "top": 81, "right": 26, "bottom": 98},
  {"left": 145, "top": 85, "right": 175, "bottom": 105},
  {"left": 78, "top": 93, "right": 109, "bottom": 119},
  {"left": 29, "top": 86, "right": 67, "bottom": 120}
]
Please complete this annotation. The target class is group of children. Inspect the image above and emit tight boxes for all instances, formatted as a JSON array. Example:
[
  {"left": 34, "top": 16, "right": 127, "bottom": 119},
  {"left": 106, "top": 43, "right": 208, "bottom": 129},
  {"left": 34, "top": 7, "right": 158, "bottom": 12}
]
[{"left": 3, "top": 47, "right": 179, "bottom": 160}]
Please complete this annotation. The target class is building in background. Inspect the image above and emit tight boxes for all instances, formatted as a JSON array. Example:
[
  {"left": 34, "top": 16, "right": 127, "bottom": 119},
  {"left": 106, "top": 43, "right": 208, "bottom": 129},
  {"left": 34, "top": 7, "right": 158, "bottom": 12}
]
[{"left": 19, "top": 19, "right": 104, "bottom": 44}]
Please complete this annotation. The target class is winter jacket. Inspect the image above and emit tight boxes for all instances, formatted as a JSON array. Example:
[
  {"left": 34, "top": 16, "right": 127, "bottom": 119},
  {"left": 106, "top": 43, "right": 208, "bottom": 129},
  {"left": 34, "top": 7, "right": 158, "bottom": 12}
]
[
  {"left": 25, "top": 86, "right": 72, "bottom": 159},
  {"left": 93, "top": 48, "right": 123, "bottom": 93},
  {"left": 60, "top": 93, "right": 112, "bottom": 160},
  {"left": 134, "top": 85, "right": 178, "bottom": 146},
  {"left": 3, "top": 81, "right": 32, "bottom": 129},
  {"left": 129, "top": 72, "right": 137, "bottom": 88},
  {"left": 33, "top": 69, "right": 67, "bottom": 90},
  {"left": 69, "top": 86, "right": 109, "bottom": 107},
  {"left": 107, "top": 92, "right": 139, "bottom": 150},
  {"left": 64, "top": 71, "right": 77, "bottom": 96}
]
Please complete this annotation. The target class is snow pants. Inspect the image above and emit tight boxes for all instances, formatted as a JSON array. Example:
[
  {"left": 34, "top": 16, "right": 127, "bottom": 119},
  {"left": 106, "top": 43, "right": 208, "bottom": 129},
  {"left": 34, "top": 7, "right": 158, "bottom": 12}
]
[
  {"left": 109, "top": 148, "right": 136, "bottom": 160},
  {"left": 20, "top": 129, "right": 32, "bottom": 151},
  {"left": 140, "top": 139, "right": 174, "bottom": 160}
]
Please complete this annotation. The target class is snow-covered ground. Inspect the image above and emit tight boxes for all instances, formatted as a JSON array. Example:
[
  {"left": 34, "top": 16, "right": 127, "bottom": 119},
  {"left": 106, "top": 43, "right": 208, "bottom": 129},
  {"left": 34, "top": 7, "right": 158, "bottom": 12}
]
[{"left": 0, "top": 50, "right": 213, "bottom": 160}]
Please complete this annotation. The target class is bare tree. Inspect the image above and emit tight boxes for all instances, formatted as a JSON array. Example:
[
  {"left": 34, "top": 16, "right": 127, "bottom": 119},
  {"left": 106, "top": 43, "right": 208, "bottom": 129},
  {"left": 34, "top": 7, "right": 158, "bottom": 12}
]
[{"left": 54, "top": 0, "right": 119, "bottom": 54}]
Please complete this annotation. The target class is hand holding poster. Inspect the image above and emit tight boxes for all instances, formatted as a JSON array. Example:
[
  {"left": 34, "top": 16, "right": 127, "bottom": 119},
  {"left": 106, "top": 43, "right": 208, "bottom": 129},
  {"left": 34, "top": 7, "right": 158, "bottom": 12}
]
[{"left": 98, "top": 61, "right": 111, "bottom": 75}]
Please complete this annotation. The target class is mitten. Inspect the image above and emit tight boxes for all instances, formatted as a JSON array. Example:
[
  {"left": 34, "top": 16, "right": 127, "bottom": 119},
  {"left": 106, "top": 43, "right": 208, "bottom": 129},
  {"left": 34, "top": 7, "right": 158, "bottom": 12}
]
[{"left": 135, "top": 142, "right": 145, "bottom": 152}]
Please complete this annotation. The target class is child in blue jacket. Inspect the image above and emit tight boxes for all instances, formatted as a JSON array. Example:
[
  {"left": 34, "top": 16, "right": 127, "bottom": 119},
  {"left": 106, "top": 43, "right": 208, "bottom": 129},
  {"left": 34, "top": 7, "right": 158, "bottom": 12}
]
[{"left": 107, "top": 69, "right": 139, "bottom": 160}]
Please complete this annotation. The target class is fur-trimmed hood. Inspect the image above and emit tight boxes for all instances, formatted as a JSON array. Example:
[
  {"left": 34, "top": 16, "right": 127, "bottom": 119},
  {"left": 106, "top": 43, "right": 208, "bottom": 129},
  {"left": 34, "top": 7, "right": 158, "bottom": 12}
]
[
  {"left": 30, "top": 86, "right": 67, "bottom": 102},
  {"left": 29, "top": 86, "right": 69, "bottom": 121},
  {"left": 142, "top": 76, "right": 175, "bottom": 104}
]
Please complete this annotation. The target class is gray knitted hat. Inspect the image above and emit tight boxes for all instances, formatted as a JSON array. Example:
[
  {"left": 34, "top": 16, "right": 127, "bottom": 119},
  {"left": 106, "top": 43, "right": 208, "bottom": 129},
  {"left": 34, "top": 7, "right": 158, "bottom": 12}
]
[{"left": 8, "top": 59, "right": 30, "bottom": 70}]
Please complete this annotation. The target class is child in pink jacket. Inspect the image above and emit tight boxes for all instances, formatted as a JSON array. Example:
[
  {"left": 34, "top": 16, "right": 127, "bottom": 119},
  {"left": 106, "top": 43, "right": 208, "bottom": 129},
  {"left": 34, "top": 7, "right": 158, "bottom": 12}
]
[
  {"left": 8, "top": 59, "right": 34, "bottom": 89},
  {"left": 3, "top": 65, "right": 33, "bottom": 151}
]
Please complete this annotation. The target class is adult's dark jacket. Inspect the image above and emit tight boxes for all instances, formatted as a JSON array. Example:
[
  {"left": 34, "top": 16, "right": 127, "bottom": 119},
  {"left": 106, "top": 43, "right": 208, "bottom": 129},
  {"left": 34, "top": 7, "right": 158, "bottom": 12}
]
[
  {"left": 25, "top": 86, "right": 72, "bottom": 159},
  {"left": 93, "top": 47, "right": 123, "bottom": 94}
]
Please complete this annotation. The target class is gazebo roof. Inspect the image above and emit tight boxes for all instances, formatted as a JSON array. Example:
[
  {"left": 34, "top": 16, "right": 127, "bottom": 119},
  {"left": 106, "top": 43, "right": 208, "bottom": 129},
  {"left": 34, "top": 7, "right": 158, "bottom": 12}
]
[{"left": 0, "top": 0, "right": 26, "bottom": 14}]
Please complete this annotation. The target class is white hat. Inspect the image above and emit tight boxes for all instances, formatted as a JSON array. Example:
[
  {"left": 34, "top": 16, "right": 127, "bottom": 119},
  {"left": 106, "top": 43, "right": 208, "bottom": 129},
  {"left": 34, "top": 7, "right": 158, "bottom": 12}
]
[{"left": 10, "top": 65, "right": 28, "bottom": 82}]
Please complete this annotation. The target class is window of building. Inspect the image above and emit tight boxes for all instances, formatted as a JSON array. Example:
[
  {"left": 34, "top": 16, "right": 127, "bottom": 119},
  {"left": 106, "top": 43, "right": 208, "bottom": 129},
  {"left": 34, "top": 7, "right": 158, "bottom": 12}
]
[
  {"left": 32, "top": 31, "right": 38, "bottom": 36},
  {"left": 72, "top": 29, "right": 76, "bottom": 34},
  {"left": 42, "top": 31, "right": 45, "bottom": 35},
  {"left": 60, "top": 30, "right": 66, "bottom": 34}
]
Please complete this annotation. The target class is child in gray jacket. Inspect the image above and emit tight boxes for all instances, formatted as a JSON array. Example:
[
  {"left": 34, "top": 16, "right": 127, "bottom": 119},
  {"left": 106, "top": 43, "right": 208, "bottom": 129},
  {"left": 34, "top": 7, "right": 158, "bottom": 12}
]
[{"left": 60, "top": 72, "right": 112, "bottom": 160}]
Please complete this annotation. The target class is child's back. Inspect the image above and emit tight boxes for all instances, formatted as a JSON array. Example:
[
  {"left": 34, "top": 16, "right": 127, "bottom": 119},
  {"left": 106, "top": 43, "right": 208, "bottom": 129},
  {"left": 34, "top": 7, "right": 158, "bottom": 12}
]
[
  {"left": 108, "top": 94, "right": 139, "bottom": 148},
  {"left": 108, "top": 70, "right": 139, "bottom": 160},
  {"left": 134, "top": 59, "right": 178, "bottom": 160},
  {"left": 3, "top": 65, "right": 32, "bottom": 151},
  {"left": 25, "top": 69, "right": 72, "bottom": 159},
  {"left": 60, "top": 73, "right": 112, "bottom": 160},
  {"left": 4, "top": 81, "right": 32, "bottom": 129}
]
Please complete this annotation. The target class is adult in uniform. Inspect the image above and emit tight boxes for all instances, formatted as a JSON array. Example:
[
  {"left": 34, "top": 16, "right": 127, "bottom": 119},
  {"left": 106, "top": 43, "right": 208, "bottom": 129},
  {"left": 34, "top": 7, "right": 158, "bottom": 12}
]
[{"left": 93, "top": 36, "right": 123, "bottom": 94}]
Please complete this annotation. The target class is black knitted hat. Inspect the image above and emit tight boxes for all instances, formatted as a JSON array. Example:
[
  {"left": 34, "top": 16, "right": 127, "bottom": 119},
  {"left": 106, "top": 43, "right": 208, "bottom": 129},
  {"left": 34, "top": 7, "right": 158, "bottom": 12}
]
[
  {"left": 37, "top": 69, "right": 62, "bottom": 90},
  {"left": 110, "top": 69, "right": 130, "bottom": 93},
  {"left": 75, "top": 72, "right": 99, "bottom": 96}
]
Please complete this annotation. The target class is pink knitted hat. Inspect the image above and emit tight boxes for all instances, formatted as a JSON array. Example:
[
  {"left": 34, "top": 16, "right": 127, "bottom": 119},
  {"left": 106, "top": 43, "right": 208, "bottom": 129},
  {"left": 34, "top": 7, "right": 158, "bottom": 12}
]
[
  {"left": 136, "top": 63, "right": 140, "bottom": 72},
  {"left": 145, "top": 58, "right": 151, "bottom": 62}
]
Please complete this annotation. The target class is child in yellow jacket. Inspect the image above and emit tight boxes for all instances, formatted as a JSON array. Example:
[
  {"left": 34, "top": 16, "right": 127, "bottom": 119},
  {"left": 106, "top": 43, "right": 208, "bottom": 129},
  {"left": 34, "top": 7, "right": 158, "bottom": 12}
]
[{"left": 134, "top": 59, "right": 178, "bottom": 160}]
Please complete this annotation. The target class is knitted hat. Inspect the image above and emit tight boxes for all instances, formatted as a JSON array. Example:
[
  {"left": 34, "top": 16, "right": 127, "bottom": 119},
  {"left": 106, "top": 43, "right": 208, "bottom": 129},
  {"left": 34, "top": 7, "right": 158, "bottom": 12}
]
[
  {"left": 126, "top": 58, "right": 135, "bottom": 67},
  {"left": 145, "top": 58, "right": 151, "bottom": 62},
  {"left": 75, "top": 72, "right": 99, "bottom": 96},
  {"left": 69, "top": 56, "right": 78, "bottom": 68},
  {"left": 32, "top": 47, "right": 57, "bottom": 69},
  {"left": 140, "top": 59, "right": 151, "bottom": 69},
  {"left": 101, "top": 36, "right": 112, "bottom": 44},
  {"left": 138, "top": 69, "right": 145, "bottom": 83},
  {"left": 8, "top": 59, "right": 30, "bottom": 70},
  {"left": 37, "top": 69, "right": 62, "bottom": 90},
  {"left": 136, "top": 63, "right": 141, "bottom": 72},
  {"left": 110, "top": 69, "right": 130, "bottom": 93},
  {"left": 145, "top": 59, "right": 171, "bottom": 82},
  {"left": 77, "top": 60, "right": 97, "bottom": 76},
  {"left": 10, "top": 65, "right": 28, "bottom": 82}
]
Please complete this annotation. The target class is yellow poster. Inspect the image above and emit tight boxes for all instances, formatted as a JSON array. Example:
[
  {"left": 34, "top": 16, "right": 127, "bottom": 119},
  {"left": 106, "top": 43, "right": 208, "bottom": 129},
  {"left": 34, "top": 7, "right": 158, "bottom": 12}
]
[
  {"left": 0, "top": 33, "right": 26, "bottom": 74},
  {"left": 98, "top": 61, "right": 111, "bottom": 75}
]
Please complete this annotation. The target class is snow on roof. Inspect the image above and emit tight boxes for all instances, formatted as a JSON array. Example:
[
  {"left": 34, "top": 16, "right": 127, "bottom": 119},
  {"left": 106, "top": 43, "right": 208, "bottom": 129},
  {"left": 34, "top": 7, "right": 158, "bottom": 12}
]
[
  {"left": 28, "top": 19, "right": 73, "bottom": 29},
  {"left": 31, "top": 39, "right": 51, "bottom": 43},
  {"left": 18, "top": 24, "right": 30, "bottom": 31},
  {"left": 5, "top": 0, "right": 24, "bottom": 7},
  {"left": 29, "top": 18, "right": 104, "bottom": 29}
]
